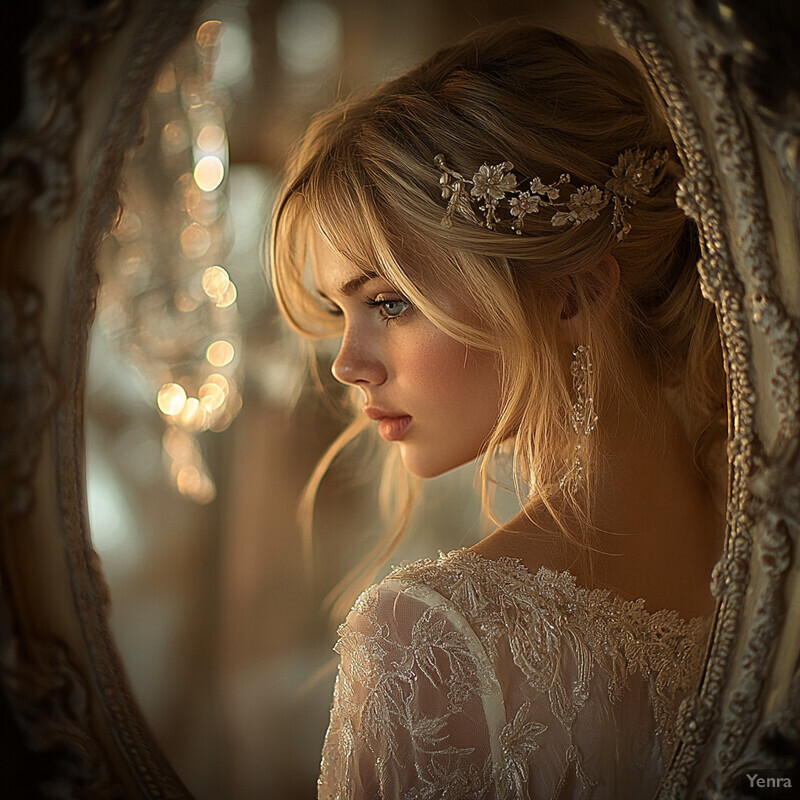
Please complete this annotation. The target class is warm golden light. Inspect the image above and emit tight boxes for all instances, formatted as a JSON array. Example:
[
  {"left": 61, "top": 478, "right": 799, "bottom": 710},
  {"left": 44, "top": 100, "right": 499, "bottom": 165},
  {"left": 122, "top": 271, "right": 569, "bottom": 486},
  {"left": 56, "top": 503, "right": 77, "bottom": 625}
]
[
  {"left": 180, "top": 76, "right": 205, "bottom": 109},
  {"left": 104, "top": 19, "right": 240, "bottom": 510},
  {"left": 193, "top": 155, "right": 225, "bottom": 192},
  {"left": 209, "top": 389, "right": 242, "bottom": 432},
  {"left": 163, "top": 426, "right": 194, "bottom": 460},
  {"left": 201, "top": 266, "right": 229, "bottom": 301},
  {"left": 157, "top": 383, "right": 187, "bottom": 416},
  {"left": 113, "top": 209, "right": 142, "bottom": 243},
  {"left": 161, "top": 121, "right": 189, "bottom": 154},
  {"left": 177, "top": 396, "right": 209, "bottom": 430},
  {"left": 199, "top": 381, "right": 226, "bottom": 411},
  {"left": 205, "top": 373, "right": 230, "bottom": 395},
  {"left": 176, "top": 465, "right": 216, "bottom": 504},
  {"left": 197, "top": 125, "right": 226, "bottom": 153},
  {"left": 174, "top": 289, "right": 201, "bottom": 313},
  {"left": 177, "top": 173, "right": 216, "bottom": 222},
  {"left": 117, "top": 244, "right": 146, "bottom": 276},
  {"left": 205, "top": 339, "right": 235, "bottom": 366},
  {"left": 180, "top": 223, "right": 211, "bottom": 259},
  {"left": 155, "top": 63, "right": 176, "bottom": 93},
  {"left": 196, "top": 20, "right": 222, "bottom": 49},
  {"left": 177, "top": 465, "right": 201, "bottom": 494},
  {"left": 216, "top": 280, "right": 237, "bottom": 308}
]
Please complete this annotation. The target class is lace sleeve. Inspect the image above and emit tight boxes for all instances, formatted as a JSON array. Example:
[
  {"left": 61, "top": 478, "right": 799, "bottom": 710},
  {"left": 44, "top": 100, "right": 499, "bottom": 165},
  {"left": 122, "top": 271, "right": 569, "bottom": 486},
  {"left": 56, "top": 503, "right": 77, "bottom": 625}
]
[{"left": 317, "top": 579, "right": 510, "bottom": 800}]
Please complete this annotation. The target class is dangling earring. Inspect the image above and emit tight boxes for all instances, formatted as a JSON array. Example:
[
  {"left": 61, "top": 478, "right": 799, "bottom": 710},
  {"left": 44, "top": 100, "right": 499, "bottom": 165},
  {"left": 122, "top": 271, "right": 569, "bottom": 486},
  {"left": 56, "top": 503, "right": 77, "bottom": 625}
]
[{"left": 559, "top": 344, "right": 597, "bottom": 493}]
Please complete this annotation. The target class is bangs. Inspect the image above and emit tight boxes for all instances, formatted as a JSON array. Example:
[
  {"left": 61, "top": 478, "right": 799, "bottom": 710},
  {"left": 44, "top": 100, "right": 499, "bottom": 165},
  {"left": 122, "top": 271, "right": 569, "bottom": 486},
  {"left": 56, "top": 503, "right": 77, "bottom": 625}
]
[
  {"left": 271, "top": 142, "right": 408, "bottom": 339},
  {"left": 306, "top": 154, "right": 390, "bottom": 276}
]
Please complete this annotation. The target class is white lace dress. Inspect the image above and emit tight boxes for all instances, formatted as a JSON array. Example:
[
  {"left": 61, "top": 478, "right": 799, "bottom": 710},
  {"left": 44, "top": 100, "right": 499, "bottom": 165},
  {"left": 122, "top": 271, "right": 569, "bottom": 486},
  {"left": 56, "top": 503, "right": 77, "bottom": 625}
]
[{"left": 318, "top": 548, "right": 712, "bottom": 800}]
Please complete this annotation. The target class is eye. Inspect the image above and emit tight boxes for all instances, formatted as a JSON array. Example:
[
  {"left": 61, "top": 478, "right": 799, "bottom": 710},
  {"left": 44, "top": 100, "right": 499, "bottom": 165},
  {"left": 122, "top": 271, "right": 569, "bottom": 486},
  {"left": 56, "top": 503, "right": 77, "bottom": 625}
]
[
  {"left": 381, "top": 299, "right": 409, "bottom": 318},
  {"left": 366, "top": 294, "right": 410, "bottom": 322}
]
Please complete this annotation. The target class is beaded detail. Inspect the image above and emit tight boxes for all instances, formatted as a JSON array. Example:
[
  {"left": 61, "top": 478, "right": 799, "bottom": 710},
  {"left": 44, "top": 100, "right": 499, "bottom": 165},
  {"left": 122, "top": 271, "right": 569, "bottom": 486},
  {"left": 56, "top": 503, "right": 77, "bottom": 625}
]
[{"left": 434, "top": 149, "right": 668, "bottom": 240}]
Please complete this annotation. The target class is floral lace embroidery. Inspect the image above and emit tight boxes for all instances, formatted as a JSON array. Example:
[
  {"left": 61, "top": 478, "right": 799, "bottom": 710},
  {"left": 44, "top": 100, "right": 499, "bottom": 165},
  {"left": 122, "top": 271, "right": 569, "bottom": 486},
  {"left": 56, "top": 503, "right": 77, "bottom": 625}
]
[
  {"left": 388, "top": 550, "right": 710, "bottom": 747},
  {"left": 319, "top": 548, "right": 711, "bottom": 800}
]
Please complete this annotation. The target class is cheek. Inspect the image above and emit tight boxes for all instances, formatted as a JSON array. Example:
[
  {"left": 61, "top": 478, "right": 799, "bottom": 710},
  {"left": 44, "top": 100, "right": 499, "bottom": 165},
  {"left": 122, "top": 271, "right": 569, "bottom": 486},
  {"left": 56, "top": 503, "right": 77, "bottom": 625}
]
[
  {"left": 407, "top": 331, "right": 500, "bottom": 418},
  {"left": 401, "top": 328, "right": 465, "bottom": 386}
]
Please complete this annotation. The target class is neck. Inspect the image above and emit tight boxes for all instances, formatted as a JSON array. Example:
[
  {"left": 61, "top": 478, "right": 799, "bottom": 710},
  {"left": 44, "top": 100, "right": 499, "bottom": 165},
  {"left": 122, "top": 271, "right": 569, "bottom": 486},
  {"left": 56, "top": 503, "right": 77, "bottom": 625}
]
[{"left": 479, "top": 360, "right": 725, "bottom": 616}]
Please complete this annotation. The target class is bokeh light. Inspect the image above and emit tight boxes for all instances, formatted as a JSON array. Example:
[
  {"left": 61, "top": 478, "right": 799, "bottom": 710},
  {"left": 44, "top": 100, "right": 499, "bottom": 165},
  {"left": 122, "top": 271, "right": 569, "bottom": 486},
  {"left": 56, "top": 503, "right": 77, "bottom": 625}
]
[
  {"left": 180, "top": 223, "right": 212, "bottom": 259},
  {"left": 157, "top": 383, "right": 187, "bottom": 416},
  {"left": 113, "top": 209, "right": 142, "bottom": 243},
  {"left": 202, "top": 265, "right": 229, "bottom": 299},
  {"left": 276, "top": 0, "right": 341, "bottom": 75},
  {"left": 177, "top": 396, "right": 208, "bottom": 430},
  {"left": 155, "top": 63, "right": 176, "bottom": 93},
  {"left": 180, "top": 75, "right": 205, "bottom": 109},
  {"left": 216, "top": 281, "right": 237, "bottom": 308},
  {"left": 206, "top": 340, "right": 235, "bottom": 366},
  {"left": 163, "top": 426, "right": 194, "bottom": 460},
  {"left": 162, "top": 120, "right": 189, "bottom": 154},
  {"left": 215, "top": 21, "right": 253, "bottom": 86},
  {"left": 196, "top": 20, "right": 222, "bottom": 49},
  {"left": 98, "top": 10, "right": 243, "bottom": 514},
  {"left": 194, "top": 155, "right": 225, "bottom": 192},
  {"left": 205, "top": 373, "right": 230, "bottom": 396},
  {"left": 174, "top": 289, "right": 201, "bottom": 313},
  {"left": 199, "top": 381, "right": 226, "bottom": 411},
  {"left": 201, "top": 266, "right": 237, "bottom": 307},
  {"left": 176, "top": 465, "right": 215, "bottom": 504},
  {"left": 197, "top": 125, "right": 226, "bottom": 153}
]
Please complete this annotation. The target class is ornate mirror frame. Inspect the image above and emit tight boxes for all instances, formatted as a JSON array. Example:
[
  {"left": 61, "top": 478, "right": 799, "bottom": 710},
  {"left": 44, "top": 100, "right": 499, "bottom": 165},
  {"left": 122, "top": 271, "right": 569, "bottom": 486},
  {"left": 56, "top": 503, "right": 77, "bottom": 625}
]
[{"left": 1, "top": 1, "right": 797, "bottom": 797}]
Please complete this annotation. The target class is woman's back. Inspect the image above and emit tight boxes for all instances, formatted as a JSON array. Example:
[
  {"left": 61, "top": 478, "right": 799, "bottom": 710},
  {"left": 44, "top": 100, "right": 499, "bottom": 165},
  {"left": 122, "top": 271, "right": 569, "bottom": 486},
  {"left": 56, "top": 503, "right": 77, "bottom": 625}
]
[{"left": 319, "top": 549, "right": 711, "bottom": 799}]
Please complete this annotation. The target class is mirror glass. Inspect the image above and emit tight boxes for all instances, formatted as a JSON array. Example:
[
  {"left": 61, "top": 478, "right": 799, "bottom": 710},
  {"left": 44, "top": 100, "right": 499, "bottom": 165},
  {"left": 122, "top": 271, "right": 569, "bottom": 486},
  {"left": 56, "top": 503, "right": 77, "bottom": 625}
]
[{"left": 84, "top": 1, "right": 719, "bottom": 797}]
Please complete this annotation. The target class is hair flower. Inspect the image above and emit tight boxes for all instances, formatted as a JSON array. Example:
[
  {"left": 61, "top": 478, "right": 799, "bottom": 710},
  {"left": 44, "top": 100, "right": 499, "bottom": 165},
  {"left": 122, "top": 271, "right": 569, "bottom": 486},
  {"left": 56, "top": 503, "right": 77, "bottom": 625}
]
[
  {"left": 552, "top": 185, "right": 608, "bottom": 229},
  {"left": 509, "top": 192, "right": 541, "bottom": 233},
  {"left": 605, "top": 148, "right": 668, "bottom": 201},
  {"left": 434, "top": 148, "right": 669, "bottom": 239},
  {"left": 470, "top": 162, "right": 518, "bottom": 201},
  {"left": 528, "top": 176, "right": 563, "bottom": 201}
]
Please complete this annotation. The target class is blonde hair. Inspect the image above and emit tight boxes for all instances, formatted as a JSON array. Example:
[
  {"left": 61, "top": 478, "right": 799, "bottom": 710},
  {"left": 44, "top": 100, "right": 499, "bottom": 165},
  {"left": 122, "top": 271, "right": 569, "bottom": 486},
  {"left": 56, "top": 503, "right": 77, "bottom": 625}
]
[{"left": 269, "top": 23, "right": 726, "bottom": 619}]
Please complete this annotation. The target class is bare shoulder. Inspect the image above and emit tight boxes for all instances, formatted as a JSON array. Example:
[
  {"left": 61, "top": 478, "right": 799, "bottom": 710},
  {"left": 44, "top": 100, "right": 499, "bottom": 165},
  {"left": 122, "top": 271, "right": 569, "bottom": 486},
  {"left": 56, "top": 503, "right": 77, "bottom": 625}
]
[
  {"left": 469, "top": 503, "right": 722, "bottom": 619},
  {"left": 468, "top": 509, "right": 574, "bottom": 577}
]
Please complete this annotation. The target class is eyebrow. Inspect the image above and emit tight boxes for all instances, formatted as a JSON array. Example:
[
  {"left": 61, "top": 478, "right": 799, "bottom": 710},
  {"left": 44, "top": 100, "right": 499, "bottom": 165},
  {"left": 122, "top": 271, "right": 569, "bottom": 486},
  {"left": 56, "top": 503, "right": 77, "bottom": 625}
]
[{"left": 316, "top": 270, "right": 380, "bottom": 301}]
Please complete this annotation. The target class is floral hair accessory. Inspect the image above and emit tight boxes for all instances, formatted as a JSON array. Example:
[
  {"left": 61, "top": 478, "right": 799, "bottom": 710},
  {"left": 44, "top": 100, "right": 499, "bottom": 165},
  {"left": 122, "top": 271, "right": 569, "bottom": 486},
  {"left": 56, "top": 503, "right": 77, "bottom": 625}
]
[{"left": 434, "top": 149, "right": 668, "bottom": 241}]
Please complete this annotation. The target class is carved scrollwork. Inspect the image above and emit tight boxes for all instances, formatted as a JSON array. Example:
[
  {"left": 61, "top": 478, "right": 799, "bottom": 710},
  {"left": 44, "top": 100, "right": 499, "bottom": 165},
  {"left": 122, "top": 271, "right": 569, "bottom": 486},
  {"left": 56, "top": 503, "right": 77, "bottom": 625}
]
[
  {"left": 0, "top": 280, "right": 57, "bottom": 519},
  {"left": 1, "top": 0, "right": 203, "bottom": 797},
  {"left": 0, "top": 0, "right": 127, "bottom": 224},
  {"left": 602, "top": 0, "right": 800, "bottom": 797},
  {"left": 0, "top": 629, "right": 124, "bottom": 799},
  {"left": 687, "top": 0, "right": 800, "bottom": 220}
]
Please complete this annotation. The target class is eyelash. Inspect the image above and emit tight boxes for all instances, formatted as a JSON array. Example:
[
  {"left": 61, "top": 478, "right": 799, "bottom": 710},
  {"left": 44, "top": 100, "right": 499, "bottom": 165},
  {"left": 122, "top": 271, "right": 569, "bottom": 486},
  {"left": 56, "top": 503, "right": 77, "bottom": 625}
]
[
  {"left": 321, "top": 295, "right": 411, "bottom": 324},
  {"left": 365, "top": 295, "right": 411, "bottom": 323}
]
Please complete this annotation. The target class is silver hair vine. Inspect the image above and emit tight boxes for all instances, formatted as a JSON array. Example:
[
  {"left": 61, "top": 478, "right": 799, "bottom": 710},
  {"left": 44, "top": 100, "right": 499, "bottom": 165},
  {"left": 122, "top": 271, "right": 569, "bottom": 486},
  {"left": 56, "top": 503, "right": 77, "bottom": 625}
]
[
  {"left": 560, "top": 344, "right": 597, "bottom": 494},
  {"left": 434, "top": 149, "right": 668, "bottom": 241}
]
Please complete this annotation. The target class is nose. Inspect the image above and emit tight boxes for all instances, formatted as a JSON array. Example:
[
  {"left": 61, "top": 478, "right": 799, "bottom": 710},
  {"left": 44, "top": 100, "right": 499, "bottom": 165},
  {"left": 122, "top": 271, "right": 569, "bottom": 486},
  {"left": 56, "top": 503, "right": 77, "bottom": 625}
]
[{"left": 331, "top": 329, "right": 387, "bottom": 387}]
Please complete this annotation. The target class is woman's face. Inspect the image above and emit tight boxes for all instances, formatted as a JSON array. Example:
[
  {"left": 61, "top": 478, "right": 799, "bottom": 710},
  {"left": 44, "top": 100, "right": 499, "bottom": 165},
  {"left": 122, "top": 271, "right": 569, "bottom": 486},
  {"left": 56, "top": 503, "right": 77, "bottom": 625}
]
[{"left": 311, "top": 234, "right": 503, "bottom": 479}]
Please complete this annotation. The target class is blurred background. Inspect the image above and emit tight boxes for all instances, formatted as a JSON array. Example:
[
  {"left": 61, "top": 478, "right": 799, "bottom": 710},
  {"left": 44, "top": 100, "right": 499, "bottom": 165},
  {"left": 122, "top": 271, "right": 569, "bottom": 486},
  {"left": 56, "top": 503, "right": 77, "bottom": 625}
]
[{"left": 85, "top": 1, "right": 610, "bottom": 797}]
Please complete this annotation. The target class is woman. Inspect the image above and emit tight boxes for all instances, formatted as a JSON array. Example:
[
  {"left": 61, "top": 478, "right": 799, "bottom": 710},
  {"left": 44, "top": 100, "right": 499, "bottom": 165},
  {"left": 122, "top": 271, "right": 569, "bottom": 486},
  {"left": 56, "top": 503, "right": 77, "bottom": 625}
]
[{"left": 270, "top": 22, "right": 726, "bottom": 800}]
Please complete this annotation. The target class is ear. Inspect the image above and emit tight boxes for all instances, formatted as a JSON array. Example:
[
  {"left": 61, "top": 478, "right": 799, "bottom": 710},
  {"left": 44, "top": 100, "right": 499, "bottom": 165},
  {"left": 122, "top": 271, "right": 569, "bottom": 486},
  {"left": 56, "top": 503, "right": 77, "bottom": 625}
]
[{"left": 560, "top": 254, "right": 620, "bottom": 342}]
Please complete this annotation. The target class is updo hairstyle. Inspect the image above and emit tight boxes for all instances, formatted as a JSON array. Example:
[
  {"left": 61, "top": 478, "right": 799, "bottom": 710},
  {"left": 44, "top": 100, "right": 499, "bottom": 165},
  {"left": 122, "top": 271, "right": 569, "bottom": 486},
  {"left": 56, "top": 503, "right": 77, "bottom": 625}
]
[{"left": 270, "top": 23, "right": 726, "bottom": 609}]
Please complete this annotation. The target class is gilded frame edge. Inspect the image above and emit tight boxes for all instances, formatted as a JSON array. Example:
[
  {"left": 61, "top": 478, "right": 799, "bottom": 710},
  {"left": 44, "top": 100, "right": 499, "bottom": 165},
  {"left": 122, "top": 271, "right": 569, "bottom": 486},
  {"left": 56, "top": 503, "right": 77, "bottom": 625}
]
[
  {"left": 1, "top": 1, "right": 203, "bottom": 797},
  {"left": 602, "top": 0, "right": 800, "bottom": 796}
]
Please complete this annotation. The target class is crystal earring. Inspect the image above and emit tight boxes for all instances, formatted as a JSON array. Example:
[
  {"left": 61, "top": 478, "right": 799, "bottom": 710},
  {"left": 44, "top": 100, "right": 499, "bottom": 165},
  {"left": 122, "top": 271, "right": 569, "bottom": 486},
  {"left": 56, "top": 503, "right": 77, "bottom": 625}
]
[{"left": 560, "top": 344, "right": 597, "bottom": 493}]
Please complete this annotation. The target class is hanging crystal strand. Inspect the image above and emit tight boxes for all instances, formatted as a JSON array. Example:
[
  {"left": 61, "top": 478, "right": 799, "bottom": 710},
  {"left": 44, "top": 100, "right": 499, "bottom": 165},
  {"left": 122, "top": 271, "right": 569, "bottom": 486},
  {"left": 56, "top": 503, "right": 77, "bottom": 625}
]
[{"left": 560, "top": 345, "right": 597, "bottom": 493}]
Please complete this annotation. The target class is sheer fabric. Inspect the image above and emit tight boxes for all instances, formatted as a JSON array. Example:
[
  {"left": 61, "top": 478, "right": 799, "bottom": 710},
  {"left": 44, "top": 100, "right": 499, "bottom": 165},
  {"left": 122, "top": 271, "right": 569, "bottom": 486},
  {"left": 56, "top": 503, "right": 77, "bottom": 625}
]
[{"left": 318, "top": 548, "right": 711, "bottom": 799}]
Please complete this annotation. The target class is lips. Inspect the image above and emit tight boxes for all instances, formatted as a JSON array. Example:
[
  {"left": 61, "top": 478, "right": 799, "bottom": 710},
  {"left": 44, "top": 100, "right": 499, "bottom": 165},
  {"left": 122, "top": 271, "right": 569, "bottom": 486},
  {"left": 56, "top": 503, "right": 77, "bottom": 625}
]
[{"left": 364, "top": 406, "right": 413, "bottom": 441}]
